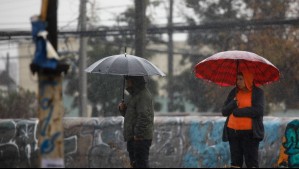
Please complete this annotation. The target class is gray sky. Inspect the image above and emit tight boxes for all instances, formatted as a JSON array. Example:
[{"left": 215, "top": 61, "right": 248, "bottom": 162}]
[
  {"left": 0, "top": 0, "right": 189, "bottom": 70},
  {"left": 0, "top": 0, "right": 134, "bottom": 30},
  {"left": 0, "top": 0, "right": 134, "bottom": 70},
  {"left": 0, "top": 0, "right": 190, "bottom": 33}
]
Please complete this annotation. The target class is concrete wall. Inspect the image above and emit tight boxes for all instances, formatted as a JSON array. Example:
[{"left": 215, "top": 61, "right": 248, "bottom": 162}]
[{"left": 0, "top": 116, "right": 296, "bottom": 168}]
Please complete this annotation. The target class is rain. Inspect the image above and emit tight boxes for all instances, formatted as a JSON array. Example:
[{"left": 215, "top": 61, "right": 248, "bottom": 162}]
[{"left": 0, "top": 0, "right": 298, "bottom": 168}]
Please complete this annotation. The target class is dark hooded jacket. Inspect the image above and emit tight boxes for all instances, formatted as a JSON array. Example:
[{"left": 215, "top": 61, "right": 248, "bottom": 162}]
[
  {"left": 222, "top": 72, "right": 265, "bottom": 142},
  {"left": 120, "top": 76, "right": 154, "bottom": 141}
]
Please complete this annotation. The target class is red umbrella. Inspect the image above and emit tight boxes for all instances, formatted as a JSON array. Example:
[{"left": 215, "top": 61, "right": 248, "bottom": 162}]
[{"left": 194, "top": 50, "right": 280, "bottom": 86}]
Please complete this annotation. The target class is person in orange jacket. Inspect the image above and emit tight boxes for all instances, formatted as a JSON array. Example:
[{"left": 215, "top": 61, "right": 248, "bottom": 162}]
[{"left": 222, "top": 71, "right": 265, "bottom": 168}]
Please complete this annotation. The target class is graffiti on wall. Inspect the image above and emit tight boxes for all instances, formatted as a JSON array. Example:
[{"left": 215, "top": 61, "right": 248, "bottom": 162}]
[
  {"left": 260, "top": 119, "right": 284, "bottom": 167},
  {"left": 0, "top": 120, "right": 38, "bottom": 168},
  {"left": 63, "top": 117, "right": 130, "bottom": 168},
  {"left": 0, "top": 117, "right": 296, "bottom": 168},
  {"left": 183, "top": 118, "right": 230, "bottom": 168},
  {"left": 87, "top": 118, "right": 129, "bottom": 168},
  {"left": 277, "top": 119, "right": 299, "bottom": 168},
  {"left": 150, "top": 117, "right": 185, "bottom": 168}
]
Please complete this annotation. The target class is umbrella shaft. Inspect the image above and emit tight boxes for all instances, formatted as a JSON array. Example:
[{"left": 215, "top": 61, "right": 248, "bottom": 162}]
[{"left": 122, "top": 76, "right": 125, "bottom": 101}]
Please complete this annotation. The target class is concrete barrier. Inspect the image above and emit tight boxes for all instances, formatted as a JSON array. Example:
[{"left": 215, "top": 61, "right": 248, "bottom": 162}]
[{"left": 0, "top": 116, "right": 296, "bottom": 168}]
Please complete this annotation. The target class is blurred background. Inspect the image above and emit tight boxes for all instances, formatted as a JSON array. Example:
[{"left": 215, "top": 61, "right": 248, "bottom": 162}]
[{"left": 0, "top": 0, "right": 298, "bottom": 118}]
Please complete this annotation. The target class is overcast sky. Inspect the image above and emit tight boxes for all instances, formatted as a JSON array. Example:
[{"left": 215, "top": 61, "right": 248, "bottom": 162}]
[
  {"left": 0, "top": 0, "right": 190, "bottom": 32},
  {"left": 0, "top": 0, "right": 135, "bottom": 70},
  {"left": 0, "top": 0, "right": 135, "bottom": 30},
  {"left": 0, "top": 0, "right": 188, "bottom": 70}
]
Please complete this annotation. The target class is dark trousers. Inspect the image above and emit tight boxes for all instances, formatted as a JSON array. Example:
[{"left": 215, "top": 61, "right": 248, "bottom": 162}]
[
  {"left": 228, "top": 128, "right": 260, "bottom": 168},
  {"left": 127, "top": 140, "right": 152, "bottom": 168}
]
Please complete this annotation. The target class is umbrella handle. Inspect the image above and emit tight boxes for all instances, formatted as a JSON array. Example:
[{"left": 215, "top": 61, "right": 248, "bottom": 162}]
[{"left": 236, "top": 60, "right": 239, "bottom": 72}]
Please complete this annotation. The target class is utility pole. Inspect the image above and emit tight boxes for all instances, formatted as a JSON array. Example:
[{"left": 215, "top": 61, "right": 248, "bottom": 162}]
[
  {"left": 6, "top": 53, "right": 12, "bottom": 92},
  {"left": 78, "top": 0, "right": 88, "bottom": 117},
  {"left": 167, "top": 0, "right": 174, "bottom": 112},
  {"left": 134, "top": 0, "right": 147, "bottom": 57},
  {"left": 33, "top": 0, "right": 68, "bottom": 167}
]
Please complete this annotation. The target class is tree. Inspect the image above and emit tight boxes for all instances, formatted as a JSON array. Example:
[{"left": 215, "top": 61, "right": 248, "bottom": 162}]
[
  {"left": 171, "top": 0, "right": 248, "bottom": 112},
  {"left": 174, "top": 0, "right": 299, "bottom": 112},
  {"left": 0, "top": 89, "right": 37, "bottom": 119},
  {"left": 243, "top": 0, "right": 299, "bottom": 109},
  {"left": 64, "top": 2, "right": 161, "bottom": 117}
]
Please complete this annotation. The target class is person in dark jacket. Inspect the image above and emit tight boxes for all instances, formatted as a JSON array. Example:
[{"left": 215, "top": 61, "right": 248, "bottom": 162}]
[
  {"left": 222, "top": 71, "right": 264, "bottom": 168},
  {"left": 118, "top": 76, "right": 154, "bottom": 168}
]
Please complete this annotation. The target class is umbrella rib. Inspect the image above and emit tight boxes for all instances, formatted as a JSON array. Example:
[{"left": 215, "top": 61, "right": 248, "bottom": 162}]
[
  {"left": 108, "top": 55, "right": 127, "bottom": 75},
  {"left": 124, "top": 55, "right": 129, "bottom": 75},
  {"left": 134, "top": 58, "right": 149, "bottom": 76},
  {"left": 254, "top": 61, "right": 267, "bottom": 85},
  {"left": 103, "top": 56, "right": 120, "bottom": 74},
  {"left": 216, "top": 59, "right": 228, "bottom": 86},
  {"left": 222, "top": 59, "right": 231, "bottom": 85}
]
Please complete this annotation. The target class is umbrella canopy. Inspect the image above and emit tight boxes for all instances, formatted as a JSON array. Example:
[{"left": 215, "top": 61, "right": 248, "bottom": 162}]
[
  {"left": 85, "top": 53, "right": 166, "bottom": 101},
  {"left": 194, "top": 50, "right": 280, "bottom": 86},
  {"left": 85, "top": 54, "right": 166, "bottom": 76}
]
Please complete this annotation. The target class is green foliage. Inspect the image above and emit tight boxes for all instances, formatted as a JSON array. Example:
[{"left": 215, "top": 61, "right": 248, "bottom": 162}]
[{"left": 0, "top": 89, "right": 37, "bottom": 118}]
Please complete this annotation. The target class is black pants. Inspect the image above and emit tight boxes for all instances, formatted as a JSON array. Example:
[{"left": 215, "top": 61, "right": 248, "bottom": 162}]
[
  {"left": 228, "top": 128, "right": 260, "bottom": 168},
  {"left": 127, "top": 140, "right": 152, "bottom": 168}
]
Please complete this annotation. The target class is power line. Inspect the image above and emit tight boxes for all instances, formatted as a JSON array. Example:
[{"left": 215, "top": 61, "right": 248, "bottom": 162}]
[
  {"left": 0, "top": 18, "right": 298, "bottom": 38},
  {"left": 0, "top": 51, "right": 78, "bottom": 60},
  {"left": 0, "top": 55, "right": 32, "bottom": 60},
  {"left": 0, "top": 45, "right": 197, "bottom": 61},
  {"left": 96, "top": 5, "right": 131, "bottom": 10},
  {"left": 0, "top": 20, "right": 80, "bottom": 26}
]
